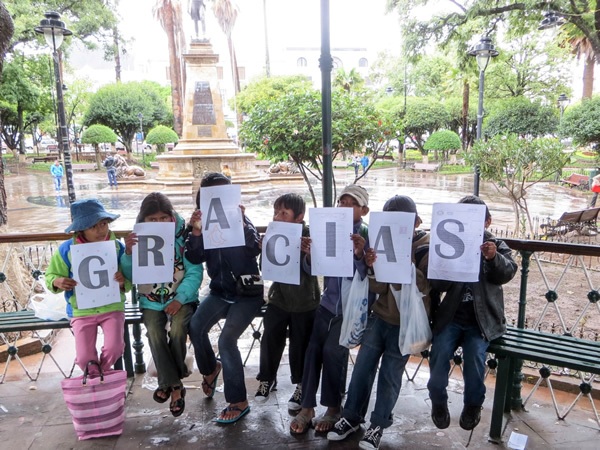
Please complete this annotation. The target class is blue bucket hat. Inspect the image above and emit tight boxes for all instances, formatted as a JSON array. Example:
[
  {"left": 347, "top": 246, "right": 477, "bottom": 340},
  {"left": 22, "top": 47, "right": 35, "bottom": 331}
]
[{"left": 65, "top": 199, "right": 120, "bottom": 233}]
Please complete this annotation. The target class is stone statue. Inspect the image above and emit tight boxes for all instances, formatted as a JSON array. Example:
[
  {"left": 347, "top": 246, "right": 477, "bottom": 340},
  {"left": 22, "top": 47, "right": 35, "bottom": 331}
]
[
  {"left": 113, "top": 154, "right": 146, "bottom": 178},
  {"left": 189, "top": 0, "right": 206, "bottom": 39}
]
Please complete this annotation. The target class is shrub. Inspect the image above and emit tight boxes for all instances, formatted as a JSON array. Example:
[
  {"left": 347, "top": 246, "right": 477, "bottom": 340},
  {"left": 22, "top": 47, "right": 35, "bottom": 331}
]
[
  {"left": 146, "top": 125, "right": 179, "bottom": 153},
  {"left": 424, "top": 130, "right": 461, "bottom": 160}
]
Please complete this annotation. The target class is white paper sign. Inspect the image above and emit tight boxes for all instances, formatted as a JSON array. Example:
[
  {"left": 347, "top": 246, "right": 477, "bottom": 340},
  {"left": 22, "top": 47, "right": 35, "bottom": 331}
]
[
  {"left": 200, "top": 184, "right": 245, "bottom": 249},
  {"left": 132, "top": 222, "right": 175, "bottom": 284},
  {"left": 309, "top": 208, "right": 354, "bottom": 277},
  {"left": 369, "top": 211, "right": 415, "bottom": 284},
  {"left": 507, "top": 431, "right": 528, "bottom": 450},
  {"left": 71, "top": 240, "right": 121, "bottom": 309},
  {"left": 428, "top": 203, "right": 486, "bottom": 282},
  {"left": 261, "top": 221, "right": 302, "bottom": 285}
]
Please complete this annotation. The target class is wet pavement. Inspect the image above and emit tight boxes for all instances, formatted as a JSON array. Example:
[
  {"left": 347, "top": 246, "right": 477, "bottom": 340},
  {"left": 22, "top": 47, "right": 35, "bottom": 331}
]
[{"left": 3, "top": 166, "right": 592, "bottom": 234}]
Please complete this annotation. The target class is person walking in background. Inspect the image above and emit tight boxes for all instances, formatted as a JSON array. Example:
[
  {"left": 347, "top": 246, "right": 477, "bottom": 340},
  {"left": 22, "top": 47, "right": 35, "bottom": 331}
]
[
  {"left": 103, "top": 153, "right": 118, "bottom": 188},
  {"left": 50, "top": 160, "right": 64, "bottom": 191},
  {"left": 45, "top": 199, "right": 131, "bottom": 374},
  {"left": 427, "top": 196, "right": 517, "bottom": 432},
  {"left": 121, "top": 192, "right": 203, "bottom": 417},
  {"left": 360, "top": 154, "right": 369, "bottom": 174},
  {"left": 352, "top": 155, "right": 360, "bottom": 177},
  {"left": 254, "top": 193, "right": 320, "bottom": 411},
  {"left": 186, "top": 172, "right": 263, "bottom": 424}
]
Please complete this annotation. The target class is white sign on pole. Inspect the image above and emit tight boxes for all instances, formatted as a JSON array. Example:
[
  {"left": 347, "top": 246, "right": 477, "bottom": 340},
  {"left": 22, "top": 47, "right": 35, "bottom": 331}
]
[
  {"left": 261, "top": 221, "right": 302, "bottom": 285},
  {"left": 132, "top": 222, "right": 175, "bottom": 284},
  {"left": 428, "top": 203, "right": 486, "bottom": 282},
  {"left": 71, "top": 240, "right": 121, "bottom": 309},
  {"left": 200, "top": 184, "right": 244, "bottom": 249},
  {"left": 369, "top": 211, "right": 415, "bottom": 284},
  {"left": 309, "top": 208, "right": 354, "bottom": 277}
]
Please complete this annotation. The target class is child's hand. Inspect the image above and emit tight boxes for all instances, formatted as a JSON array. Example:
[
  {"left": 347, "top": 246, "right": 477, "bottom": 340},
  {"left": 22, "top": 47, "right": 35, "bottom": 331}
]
[
  {"left": 481, "top": 240, "right": 497, "bottom": 260},
  {"left": 350, "top": 233, "right": 366, "bottom": 258},
  {"left": 114, "top": 271, "right": 125, "bottom": 290},
  {"left": 53, "top": 277, "right": 77, "bottom": 291},
  {"left": 190, "top": 209, "right": 202, "bottom": 236},
  {"left": 365, "top": 248, "right": 376, "bottom": 267},
  {"left": 124, "top": 232, "right": 138, "bottom": 255},
  {"left": 301, "top": 236, "right": 311, "bottom": 255},
  {"left": 164, "top": 300, "right": 182, "bottom": 316}
]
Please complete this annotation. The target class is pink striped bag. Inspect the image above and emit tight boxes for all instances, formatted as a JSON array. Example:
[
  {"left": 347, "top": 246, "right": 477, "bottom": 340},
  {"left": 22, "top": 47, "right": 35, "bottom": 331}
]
[{"left": 60, "top": 361, "right": 127, "bottom": 440}]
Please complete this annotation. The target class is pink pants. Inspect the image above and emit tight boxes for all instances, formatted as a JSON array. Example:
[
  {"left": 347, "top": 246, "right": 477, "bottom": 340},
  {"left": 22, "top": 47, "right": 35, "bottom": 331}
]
[{"left": 70, "top": 311, "right": 125, "bottom": 374}]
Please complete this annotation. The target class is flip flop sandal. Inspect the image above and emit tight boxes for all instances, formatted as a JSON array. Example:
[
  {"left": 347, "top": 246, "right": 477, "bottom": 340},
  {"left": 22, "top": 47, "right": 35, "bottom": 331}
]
[
  {"left": 312, "top": 414, "right": 341, "bottom": 432},
  {"left": 169, "top": 386, "right": 186, "bottom": 417},
  {"left": 214, "top": 405, "right": 250, "bottom": 424},
  {"left": 153, "top": 387, "right": 172, "bottom": 404},
  {"left": 202, "top": 361, "right": 222, "bottom": 399},
  {"left": 290, "top": 413, "right": 314, "bottom": 435}
]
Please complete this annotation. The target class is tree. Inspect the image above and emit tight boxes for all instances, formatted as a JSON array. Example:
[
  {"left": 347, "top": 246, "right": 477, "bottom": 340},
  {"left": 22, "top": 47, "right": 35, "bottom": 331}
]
[
  {"left": 484, "top": 97, "right": 559, "bottom": 137},
  {"left": 240, "top": 90, "right": 389, "bottom": 205},
  {"left": 213, "top": 0, "right": 241, "bottom": 97},
  {"left": 81, "top": 124, "right": 117, "bottom": 169},
  {"left": 466, "top": 134, "right": 568, "bottom": 236},
  {"left": 387, "top": 0, "right": 597, "bottom": 100},
  {"left": 403, "top": 97, "right": 450, "bottom": 155},
  {"left": 559, "top": 96, "right": 600, "bottom": 147},
  {"left": 424, "top": 130, "right": 461, "bottom": 162},
  {"left": 235, "top": 75, "right": 313, "bottom": 115},
  {"left": 146, "top": 125, "right": 179, "bottom": 153},
  {"left": 153, "top": 0, "right": 185, "bottom": 136},
  {"left": 83, "top": 81, "right": 170, "bottom": 153},
  {"left": 0, "top": 0, "right": 14, "bottom": 227}
]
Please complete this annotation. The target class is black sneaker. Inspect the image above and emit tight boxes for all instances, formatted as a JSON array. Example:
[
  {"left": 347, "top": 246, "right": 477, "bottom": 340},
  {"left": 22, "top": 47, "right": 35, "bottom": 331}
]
[
  {"left": 254, "top": 380, "right": 272, "bottom": 403},
  {"left": 359, "top": 425, "right": 382, "bottom": 450},
  {"left": 287, "top": 384, "right": 302, "bottom": 411},
  {"left": 326, "top": 417, "right": 360, "bottom": 441},
  {"left": 459, "top": 404, "right": 482, "bottom": 430},
  {"left": 431, "top": 402, "right": 450, "bottom": 429}
]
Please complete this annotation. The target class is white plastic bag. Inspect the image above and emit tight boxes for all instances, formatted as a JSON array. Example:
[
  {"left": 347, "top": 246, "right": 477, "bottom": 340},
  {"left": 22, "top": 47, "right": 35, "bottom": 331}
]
[
  {"left": 392, "top": 263, "right": 432, "bottom": 355},
  {"left": 29, "top": 276, "right": 68, "bottom": 321},
  {"left": 339, "top": 270, "right": 370, "bottom": 349}
]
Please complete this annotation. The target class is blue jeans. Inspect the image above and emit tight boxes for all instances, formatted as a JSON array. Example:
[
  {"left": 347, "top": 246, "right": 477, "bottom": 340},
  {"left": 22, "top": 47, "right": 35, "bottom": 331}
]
[
  {"left": 143, "top": 304, "right": 194, "bottom": 389},
  {"left": 427, "top": 321, "right": 489, "bottom": 407},
  {"left": 107, "top": 168, "right": 117, "bottom": 186},
  {"left": 53, "top": 176, "right": 62, "bottom": 190},
  {"left": 342, "top": 316, "right": 409, "bottom": 429},
  {"left": 189, "top": 293, "right": 263, "bottom": 404}
]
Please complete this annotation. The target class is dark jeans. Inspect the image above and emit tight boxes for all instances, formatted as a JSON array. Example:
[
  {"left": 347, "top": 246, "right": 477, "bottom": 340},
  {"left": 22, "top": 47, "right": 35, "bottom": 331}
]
[
  {"left": 189, "top": 293, "right": 263, "bottom": 404},
  {"left": 342, "top": 315, "right": 409, "bottom": 429},
  {"left": 143, "top": 304, "right": 194, "bottom": 389},
  {"left": 427, "top": 321, "right": 489, "bottom": 407},
  {"left": 257, "top": 304, "right": 316, "bottom": 385},
  {"left": 107, "top": 168, "right": 117, "bottom": 186},
  {"left": 300, "top": 306, "right": 348, "bottom": 409}
]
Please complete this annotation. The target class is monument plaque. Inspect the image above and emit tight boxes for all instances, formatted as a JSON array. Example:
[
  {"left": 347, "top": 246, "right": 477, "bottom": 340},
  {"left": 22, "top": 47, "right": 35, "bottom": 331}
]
[{"left": 192, "top": 82, "right": 216, "bottom": 125}]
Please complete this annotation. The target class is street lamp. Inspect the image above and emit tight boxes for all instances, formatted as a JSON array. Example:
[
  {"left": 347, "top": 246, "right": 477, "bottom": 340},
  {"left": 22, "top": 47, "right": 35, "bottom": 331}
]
[
  {"left": 468, "top": 35, "right": 499, "bottom": 196},
  {"left": 558, "top": 93, "right": 569, "bottom": 120},
  {"left": 35, "top": 12, "right": 76, "bottom": 205},
  {"left": 138, "top": 113, "right": 144, "bottom": 167}
]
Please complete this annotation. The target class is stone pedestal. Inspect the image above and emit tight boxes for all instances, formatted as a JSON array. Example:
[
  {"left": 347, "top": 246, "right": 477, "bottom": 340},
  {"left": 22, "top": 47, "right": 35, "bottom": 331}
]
[{"left": 156, "top": 40, "right": 262, "bottom": 192}]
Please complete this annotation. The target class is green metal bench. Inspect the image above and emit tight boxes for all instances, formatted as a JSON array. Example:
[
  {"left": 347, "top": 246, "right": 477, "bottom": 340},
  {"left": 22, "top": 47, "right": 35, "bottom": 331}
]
[
  {"left": 488, "top": 327, "right": 600, "bottom": 441},
  {"left": 0, "top": 302, "right": 145, "bottom": 382},
  {"left": 487, "top": 238, "right": 600, "bottom": 442}
]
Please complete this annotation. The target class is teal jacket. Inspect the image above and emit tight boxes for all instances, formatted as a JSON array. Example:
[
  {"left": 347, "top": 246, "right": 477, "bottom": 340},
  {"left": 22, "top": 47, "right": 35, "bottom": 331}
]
[
  {"left": 121, "top": 214, "right": 203, "bottom": 311},
  {"left": 45, "top": 232, "right": 132, "bottom": 318}
]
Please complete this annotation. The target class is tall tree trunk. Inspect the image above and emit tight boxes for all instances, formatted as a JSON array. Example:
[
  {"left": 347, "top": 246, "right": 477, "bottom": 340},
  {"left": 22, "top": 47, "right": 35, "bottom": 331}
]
[
  {"left": 0, "top": 0, "right": 14, "bottom": 227},
  {"left": 113, "top": 26, "right": 122, "bottom": 82},
  {"left": 165, "top": 13, "right": 183, "bottom": 136},
  {"left": 582, "top": 54, "right": 595, "bottom": 99}
]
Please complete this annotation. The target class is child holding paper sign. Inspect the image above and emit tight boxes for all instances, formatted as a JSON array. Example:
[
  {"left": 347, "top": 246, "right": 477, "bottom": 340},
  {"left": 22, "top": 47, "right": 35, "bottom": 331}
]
[
  {"left": 254, "top": 193, "right": 320, "bottom": 410},
  {"left": 427, "top": 196, "right": 517, "bottom": 431},
  {"left": 45, "top": 199, "right": 131, "bottom": 375},
  {"left": 290, "top": 184, "right": 370, "bottom": 435},
  {"left": 187, "top": 172, "right": 263, "bottom": 424},
  {"left": 121, "top": 192, "right": 203, "bottom": 418}
]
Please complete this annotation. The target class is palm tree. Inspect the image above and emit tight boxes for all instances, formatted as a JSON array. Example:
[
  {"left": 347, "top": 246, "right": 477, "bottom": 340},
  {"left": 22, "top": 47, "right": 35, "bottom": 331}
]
[
  {"left": 213, "top": 0, "right": 240, "bottom": 95},
  {"left": 567, "top": 36, "right": 595, "bottom": 99},
  {"left": 153, "top": 0, "right": 185, "bottom": 136}
]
